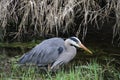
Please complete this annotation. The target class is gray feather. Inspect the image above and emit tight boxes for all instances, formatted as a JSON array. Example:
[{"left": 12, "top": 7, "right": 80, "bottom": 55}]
[{"left": 18, "top": 38, "right": 65, "bottom": 66}]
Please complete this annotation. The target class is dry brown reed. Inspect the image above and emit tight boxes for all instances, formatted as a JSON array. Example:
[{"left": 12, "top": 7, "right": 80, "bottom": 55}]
[{"left": 0, "top": 0, "right": 120, "bottom": 42}]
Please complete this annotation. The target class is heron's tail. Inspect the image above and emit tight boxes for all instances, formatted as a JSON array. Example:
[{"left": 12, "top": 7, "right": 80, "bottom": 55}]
[
  {"left": 18, "top": 54, "right": 27, "bottom": 64},
  {"left": 18, "top": 51, "right": 33, "bottom": 64}
]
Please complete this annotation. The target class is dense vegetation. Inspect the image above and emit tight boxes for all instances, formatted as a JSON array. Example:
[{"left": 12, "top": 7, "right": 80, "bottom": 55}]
[{"left": 0, "top": 54, "right": 120, "bottom": 80}]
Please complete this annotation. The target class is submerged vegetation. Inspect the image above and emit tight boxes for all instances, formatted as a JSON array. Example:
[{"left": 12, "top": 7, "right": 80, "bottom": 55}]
[{"left": 0, "top": 0, "right": 120, "bottom": 44}]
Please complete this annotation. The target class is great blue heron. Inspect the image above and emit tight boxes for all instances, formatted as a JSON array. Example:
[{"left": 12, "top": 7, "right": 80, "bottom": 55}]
[{"left": 18, "top": 37, "right": 92, "bottom": 70}]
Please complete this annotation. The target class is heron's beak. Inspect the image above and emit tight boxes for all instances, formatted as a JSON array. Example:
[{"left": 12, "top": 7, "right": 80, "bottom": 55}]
[{"left": 79, "top": 43, "right": 92, "bottom": 54}]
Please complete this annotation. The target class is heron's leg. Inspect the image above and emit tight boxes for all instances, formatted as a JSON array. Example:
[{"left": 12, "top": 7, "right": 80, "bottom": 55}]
[
  {"left": 50, "top": 65, "right": 60, "bottom": 73},
  {"left": 48, "top": 64, "right": 51, "bottom": 72}
]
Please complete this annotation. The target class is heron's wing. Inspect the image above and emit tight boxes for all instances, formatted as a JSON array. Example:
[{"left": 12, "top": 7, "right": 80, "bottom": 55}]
[
  {"left": 36, "top": 46, "right": 64, "bottom": 66},
  {"left": 18, "top": 38, "right": 65, "bottom": 66}
]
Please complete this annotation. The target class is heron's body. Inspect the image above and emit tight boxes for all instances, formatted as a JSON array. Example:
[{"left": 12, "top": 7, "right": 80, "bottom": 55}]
[{"left": 18, "top": 37, "right": 92, "bottom": 70}]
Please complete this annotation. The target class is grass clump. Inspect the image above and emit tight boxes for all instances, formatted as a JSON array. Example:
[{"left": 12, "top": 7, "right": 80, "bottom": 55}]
[{"left": 0, "top": 56, "right": 120, "bottom": 80}]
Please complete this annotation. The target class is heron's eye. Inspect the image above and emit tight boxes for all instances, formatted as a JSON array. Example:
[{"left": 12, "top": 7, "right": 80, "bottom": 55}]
[
  {"left": 70, "top": 44, "right": 76, "bottom": 47},
  {"left": 70, "top": 44, "right": 73, "bottom": 46}
]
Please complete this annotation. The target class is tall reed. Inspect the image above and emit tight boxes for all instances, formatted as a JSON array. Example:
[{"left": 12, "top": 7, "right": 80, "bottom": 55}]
[{"left": 0, "top": 0, "right": 120, "bottom": 42}]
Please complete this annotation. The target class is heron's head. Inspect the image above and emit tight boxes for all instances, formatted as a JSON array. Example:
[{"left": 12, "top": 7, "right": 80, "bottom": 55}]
[{"left": 67, "top": 37, "right": 92, "bottom": 54}]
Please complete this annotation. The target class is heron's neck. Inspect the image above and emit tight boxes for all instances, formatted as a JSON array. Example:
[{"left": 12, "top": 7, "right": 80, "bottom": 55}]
[
  {"left": 64, "top": 40, "right": 76, "bottom": 52},
  {"left": 64, "top": 39, "right": 70, "bottom": 48}
]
